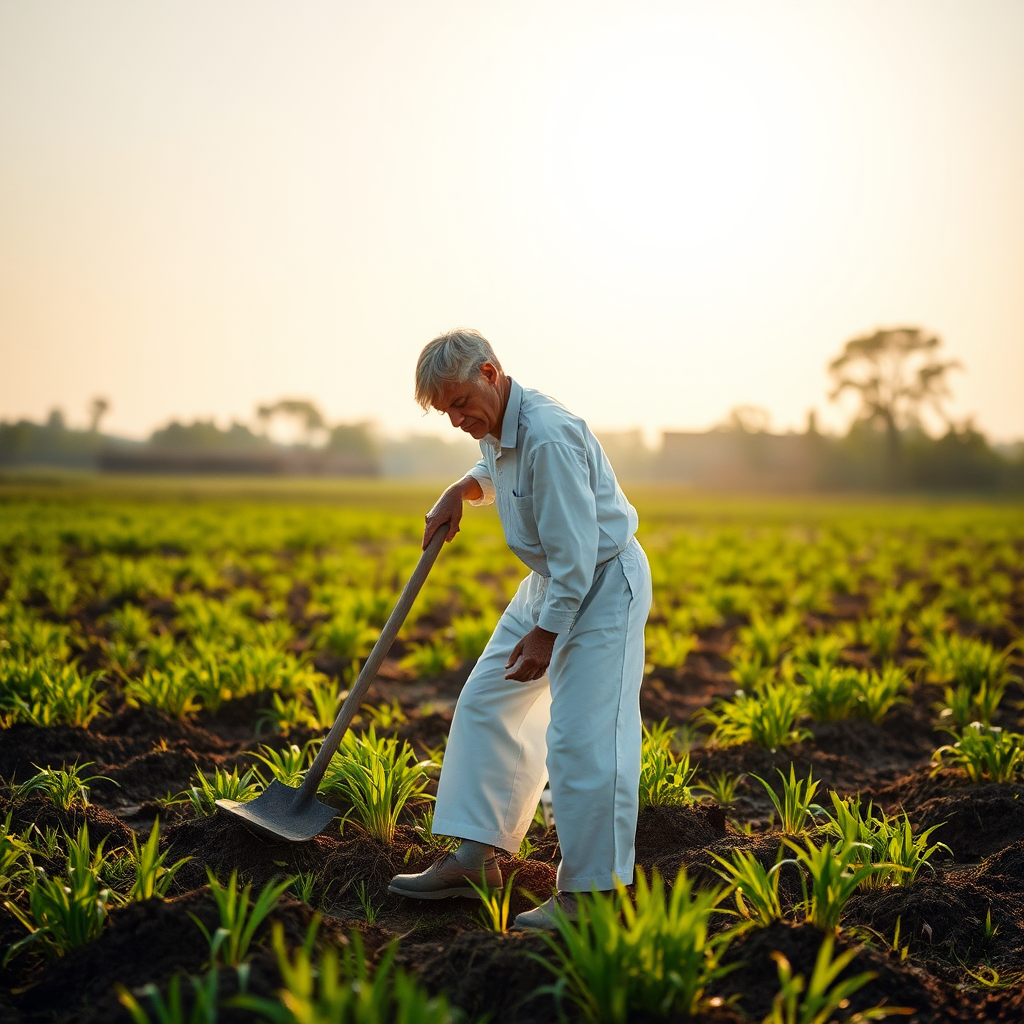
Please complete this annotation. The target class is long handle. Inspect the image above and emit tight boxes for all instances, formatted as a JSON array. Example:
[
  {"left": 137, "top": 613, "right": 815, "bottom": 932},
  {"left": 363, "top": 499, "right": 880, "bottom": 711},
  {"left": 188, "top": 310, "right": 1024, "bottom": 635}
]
[{"left": 298, "top": 524, "right": 449, "bottom": 799}]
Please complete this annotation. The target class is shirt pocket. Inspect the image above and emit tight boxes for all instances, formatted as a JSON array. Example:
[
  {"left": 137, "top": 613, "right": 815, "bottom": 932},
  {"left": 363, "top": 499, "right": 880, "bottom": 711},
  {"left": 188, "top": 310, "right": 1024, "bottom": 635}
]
[{"left": 507, "top": 493, "right": 540, "bottom": 548}]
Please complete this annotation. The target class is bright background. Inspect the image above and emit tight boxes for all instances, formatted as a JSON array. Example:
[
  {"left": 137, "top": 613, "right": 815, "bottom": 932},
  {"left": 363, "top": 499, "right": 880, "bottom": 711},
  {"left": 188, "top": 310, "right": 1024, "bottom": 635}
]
[{"left": 2, "top": 0, "right": 1022, "bottom": 442}]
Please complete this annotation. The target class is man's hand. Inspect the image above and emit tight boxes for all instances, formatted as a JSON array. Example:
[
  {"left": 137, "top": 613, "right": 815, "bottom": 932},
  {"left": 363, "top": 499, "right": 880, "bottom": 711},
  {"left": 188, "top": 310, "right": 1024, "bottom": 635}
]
[
  {"left": 505, "top": 626, "right": 557, "bottom": 681},
  {"left": 423, "top": 476, "right": 482, "bottom": 549}
]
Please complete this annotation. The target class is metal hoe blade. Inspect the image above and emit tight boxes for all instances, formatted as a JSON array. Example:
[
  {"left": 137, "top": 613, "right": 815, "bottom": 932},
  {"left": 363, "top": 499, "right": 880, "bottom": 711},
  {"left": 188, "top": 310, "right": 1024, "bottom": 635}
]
[
  {"left": 216, "top": 781, "right": 338, "bottom": 843},
  {"left": 215, "top": 525, "right": 449, "bottom": 842}
]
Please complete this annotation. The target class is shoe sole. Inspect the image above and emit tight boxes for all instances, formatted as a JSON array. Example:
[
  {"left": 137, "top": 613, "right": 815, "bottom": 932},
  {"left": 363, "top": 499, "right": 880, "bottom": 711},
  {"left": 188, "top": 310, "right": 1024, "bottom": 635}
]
[{"left": 387, "top": 882, "right": 485, "bottom": 900}]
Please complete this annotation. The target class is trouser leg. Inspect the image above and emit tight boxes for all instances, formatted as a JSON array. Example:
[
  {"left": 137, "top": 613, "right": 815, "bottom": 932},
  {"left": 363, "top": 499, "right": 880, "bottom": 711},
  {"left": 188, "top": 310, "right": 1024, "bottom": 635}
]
[
  {"left": 546, "top": 541, "right": 652, "bottom": 891},
  {"left": 432, "top": 576, "right": 552, "bottom": 854}
]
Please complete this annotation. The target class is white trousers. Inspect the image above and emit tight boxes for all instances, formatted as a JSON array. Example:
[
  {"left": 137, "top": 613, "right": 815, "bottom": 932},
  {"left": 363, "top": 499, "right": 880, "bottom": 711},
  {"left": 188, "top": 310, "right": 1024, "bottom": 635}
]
[{"left": 433, "top": 538, "right": 652, "bottom": 891}]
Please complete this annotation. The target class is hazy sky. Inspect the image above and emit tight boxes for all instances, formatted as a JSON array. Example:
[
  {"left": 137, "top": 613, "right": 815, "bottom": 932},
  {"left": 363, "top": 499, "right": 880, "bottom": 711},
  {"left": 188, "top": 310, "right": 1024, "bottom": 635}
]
[{"left": 2, "top": 1, "right": 1023, "bottom": 443}]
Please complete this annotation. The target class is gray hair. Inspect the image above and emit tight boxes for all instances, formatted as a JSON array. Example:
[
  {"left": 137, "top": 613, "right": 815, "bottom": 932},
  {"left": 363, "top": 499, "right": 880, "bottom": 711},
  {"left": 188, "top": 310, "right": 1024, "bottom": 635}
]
[{"left": 414, "top": 329, "right": 502, "bottom": 410}]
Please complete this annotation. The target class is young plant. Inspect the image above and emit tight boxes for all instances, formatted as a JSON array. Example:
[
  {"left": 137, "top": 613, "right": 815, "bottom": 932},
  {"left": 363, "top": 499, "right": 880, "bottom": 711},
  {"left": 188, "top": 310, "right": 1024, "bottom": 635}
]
[
  {"left": 127, "top": 819, "right": 192, "bottom": 901},
  {"left": 764, "top": 932, "right": 911, "bottom": 1023},
  {"left": 712, "top": 847, "right": 783, "bottom": 928},
  {"left": 3, "top": 823, "right": 112, "bottom": 962},
  {"left": 819, "top": 793, "right": 950, "bottom": 887},
  {"left": 412, "top": 808, "right": 458, "bottom": 852},
  {"left": 693, "top": 771, "right": 745, "bottom": 808},
  {"left": 15, "top": 761, "right": 112, "bottom": 810},
  {"left": 449, "top": 614, "right": 496, "bottom": 662},
  {"left": 800, "top": 664, "right": 859, "bottom": 722},
  {"left": 783, "top": 838, "right": 886, "bottom": 933},
  {"left": 174, "top": 765, "right": 263, "bottom": 817},
  {"left": 532, "top": 868, "right": 738, "bottom": 1023},
  {"left": 119, "top": 967, "right": 221, "bottom": 1024},
  {"left": 360, "top": 697, "right": 407, "bottom": 731},
  {"left": 7, "top": 663, "right": 106, "bottom": 728},
  {"left": 701, "top": 683, "right": 811, "bottom": 752},
  {"left": 399, "top": 639, "right": 459, "bottom": 678},
  {"left": 125, "top": 667, "right": 202, "bottom": 721},
  {"left": 253, "top": 741, "right": 318, "bottom": 787},
  {"left": 645, "top": 626, "right": 698, "bottom": 672},
  {"left": 0, "top": 813, "right": 33, "bottom": 898},
  {"left": 638, "top": 721, "right": 697, "bottom": 808},
  {"left": 858, "top": 616, "right": 903, "bottom": 664},
  {"left": 232, "top": 924, "right": 458, "bottom": 1024},
  {"left": 354, "top": 880, "right": 382, "bottom": 925},
  {"left": 854, "top": 666, "right": 910, "bottom": 723},
  {"left": 322, "top": 728, "right": 432, "bottom": 844},
  {"left": 192, "top": 867, "right": 292, "bottom": 969},
  {"left": 752, "top": 765, "right": 824, "bottom": 835},
  {"left": 470, "top": 870, "right": 518, "bottom": 934},
  {"left": 932, "top": 723, "right": 1024, "bottom": 783}
]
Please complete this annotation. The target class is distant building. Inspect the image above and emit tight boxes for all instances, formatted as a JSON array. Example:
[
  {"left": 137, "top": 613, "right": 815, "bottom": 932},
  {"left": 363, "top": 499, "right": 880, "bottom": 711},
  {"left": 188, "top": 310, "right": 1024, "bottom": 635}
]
[
  {"left": 98, "top": 446, "right": 379, "bottom": 476},
  {"left": 658, "top": 429, "right": 821, "bottom": 490}
]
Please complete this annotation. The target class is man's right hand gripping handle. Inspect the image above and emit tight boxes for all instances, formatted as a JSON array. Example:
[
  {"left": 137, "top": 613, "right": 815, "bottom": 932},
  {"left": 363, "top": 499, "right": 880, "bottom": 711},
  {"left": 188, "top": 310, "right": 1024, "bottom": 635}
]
[{"left": 422, "top": 475, "right": 483, "bottom": 550}]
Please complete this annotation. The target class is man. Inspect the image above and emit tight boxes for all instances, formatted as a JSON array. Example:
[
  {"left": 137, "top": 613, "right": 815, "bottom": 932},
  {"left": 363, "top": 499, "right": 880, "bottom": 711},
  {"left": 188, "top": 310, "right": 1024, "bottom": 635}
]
[{"left": 388, "top": 329, "right": 652, "bottom": 929}]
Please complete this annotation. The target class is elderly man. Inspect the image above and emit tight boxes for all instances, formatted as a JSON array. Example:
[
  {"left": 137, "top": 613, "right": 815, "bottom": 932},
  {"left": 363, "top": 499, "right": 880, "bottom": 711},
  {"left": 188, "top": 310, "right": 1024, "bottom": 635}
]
[{"left": 388, "top": 329, "right": 652, "bottom": 929}]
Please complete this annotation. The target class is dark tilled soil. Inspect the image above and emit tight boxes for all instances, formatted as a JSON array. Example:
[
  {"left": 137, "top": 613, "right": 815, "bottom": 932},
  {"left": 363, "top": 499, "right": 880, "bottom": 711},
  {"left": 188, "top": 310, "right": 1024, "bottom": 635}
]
[{"left": 4, "top": 675, "right": 1024, "bottom": 1024}]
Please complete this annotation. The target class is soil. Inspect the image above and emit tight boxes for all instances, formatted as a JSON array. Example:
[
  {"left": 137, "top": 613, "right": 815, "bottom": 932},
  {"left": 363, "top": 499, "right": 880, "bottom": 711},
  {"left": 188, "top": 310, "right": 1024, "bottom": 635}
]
[{"left": 3, "top": 665, "right": 1024, "bottom": 1023}]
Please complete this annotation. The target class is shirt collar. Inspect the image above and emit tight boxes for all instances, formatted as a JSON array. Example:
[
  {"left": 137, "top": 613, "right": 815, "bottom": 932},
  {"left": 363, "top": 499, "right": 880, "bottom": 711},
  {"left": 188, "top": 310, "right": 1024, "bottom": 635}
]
[{"left": 499, "top": 378, "right": 522, "bottom": 450}]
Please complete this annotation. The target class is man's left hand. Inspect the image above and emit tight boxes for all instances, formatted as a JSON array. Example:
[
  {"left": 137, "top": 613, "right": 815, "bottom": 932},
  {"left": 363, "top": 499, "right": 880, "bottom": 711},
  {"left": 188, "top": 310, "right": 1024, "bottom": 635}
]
[{"left": 505, "top": 626, "right": 557, "bottom": 681}]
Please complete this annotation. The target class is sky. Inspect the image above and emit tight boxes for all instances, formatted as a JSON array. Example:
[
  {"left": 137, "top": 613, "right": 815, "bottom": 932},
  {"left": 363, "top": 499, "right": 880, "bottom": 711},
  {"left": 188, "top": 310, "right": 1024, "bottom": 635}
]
[{"left": 1, "top": 0, "right": 1023, "bottom": 444}]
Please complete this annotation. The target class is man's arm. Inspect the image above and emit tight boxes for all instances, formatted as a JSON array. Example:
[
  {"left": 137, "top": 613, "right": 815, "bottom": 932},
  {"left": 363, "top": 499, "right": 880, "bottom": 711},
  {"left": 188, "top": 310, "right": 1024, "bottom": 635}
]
[
  {"left": 504, "top": 440, "right": 598, "bottom": 682},
  {"left": 422, "top": 473, "right": 484, "bottom": 549}
]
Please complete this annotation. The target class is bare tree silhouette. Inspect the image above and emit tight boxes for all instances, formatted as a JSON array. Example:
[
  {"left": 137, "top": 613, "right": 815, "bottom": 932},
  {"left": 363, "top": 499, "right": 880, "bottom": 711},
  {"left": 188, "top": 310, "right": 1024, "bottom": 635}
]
[
  {"left": 88, "top": 396, "right": 110, "bottom": 433},
  {"left": 254, "top": 399, "right": 326, "bottom": 445},
  {"left": 829, "top": 326, "right": 960, "bottom": 486}
]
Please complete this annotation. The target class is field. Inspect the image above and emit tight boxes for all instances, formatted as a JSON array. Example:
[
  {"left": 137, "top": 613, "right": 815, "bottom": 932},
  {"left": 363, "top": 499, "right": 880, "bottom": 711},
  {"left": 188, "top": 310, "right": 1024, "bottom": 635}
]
[{"left": 1, "top": 476, "right": 1023, "bottom": 1024}]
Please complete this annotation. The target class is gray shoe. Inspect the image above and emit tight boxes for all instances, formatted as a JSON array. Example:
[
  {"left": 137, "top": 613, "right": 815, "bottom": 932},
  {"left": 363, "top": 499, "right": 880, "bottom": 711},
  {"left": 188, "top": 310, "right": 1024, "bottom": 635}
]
[
  {"left": 511, "top": 892, "right": 578, "bottom": 931},
  {"left": 388, "top": 853, "right": 502, "bottom": 900}
]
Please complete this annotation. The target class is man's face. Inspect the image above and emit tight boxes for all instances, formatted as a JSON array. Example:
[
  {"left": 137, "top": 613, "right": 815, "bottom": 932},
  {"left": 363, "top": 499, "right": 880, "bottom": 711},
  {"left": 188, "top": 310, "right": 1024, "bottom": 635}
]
[{"left": 433, "top": 363, "right": 504, "bottom": 440}]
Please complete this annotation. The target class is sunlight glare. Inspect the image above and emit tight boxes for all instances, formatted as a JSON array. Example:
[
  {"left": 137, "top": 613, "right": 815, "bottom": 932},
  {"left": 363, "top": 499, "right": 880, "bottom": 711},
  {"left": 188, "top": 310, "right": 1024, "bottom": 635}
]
[{"left": 543, "top": 27, "right": 809, "bottom": 270}]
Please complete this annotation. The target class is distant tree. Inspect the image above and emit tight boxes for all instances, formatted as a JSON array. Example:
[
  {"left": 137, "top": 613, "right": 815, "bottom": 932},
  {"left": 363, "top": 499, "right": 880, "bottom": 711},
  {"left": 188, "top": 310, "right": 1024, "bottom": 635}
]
[
  {"left": 256, "top": 399, "right": 325, "bottom": 445},
  {"left": 828, "top": 327, "right": 959, "bottom": 486},
  {"left": 325, "top": 422, "right": 377, "bottom": 458},
  {"left": 46, "top": 408, "right": 66, "bottom": 430},
  {"left": 88, "top": 396, "right": 110, "bottom": 433},
  {"left": 723, "top": 405, "right": 771, "bottom": 433}
]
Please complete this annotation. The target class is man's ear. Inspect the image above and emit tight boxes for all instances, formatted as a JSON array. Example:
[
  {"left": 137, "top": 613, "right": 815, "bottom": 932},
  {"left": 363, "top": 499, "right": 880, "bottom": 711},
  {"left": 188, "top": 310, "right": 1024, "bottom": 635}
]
[{"left": 479, "top": 361, "right": 499, "bottom": 385}]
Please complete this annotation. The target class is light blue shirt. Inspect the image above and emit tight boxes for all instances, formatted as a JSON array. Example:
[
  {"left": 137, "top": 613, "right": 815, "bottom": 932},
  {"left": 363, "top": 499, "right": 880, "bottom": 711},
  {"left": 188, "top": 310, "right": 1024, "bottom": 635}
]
[{"left": 466, "top": 379, "right": 639, "bottom": 634}]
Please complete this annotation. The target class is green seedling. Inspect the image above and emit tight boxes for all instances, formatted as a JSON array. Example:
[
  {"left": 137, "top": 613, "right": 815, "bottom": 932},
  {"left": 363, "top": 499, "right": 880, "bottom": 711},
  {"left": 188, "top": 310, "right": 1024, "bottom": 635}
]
[
  {"left": 3, "top": 823, "right": 112, "bottom": 962},
  {"left": 820, "top": 793, "right": 950, "bottom": 887},
  {"left": 253, "top": 741, "right": 318, "bottom": 787},
  {"left": 693, "top": 771, "right": 745, "bottom": 808},
  {"left": 231, "top": 924, "right": 458, "bottom": 1024},
  {"left": 531, "top": 868, "right": 738, "bottom": 1023},
  {"left": 701, "top": 683, "right": 811, "bottom": 752},
  {"left": 118, "top": 967, "right": 220, "bottom": 1024},
  {"left": 192, "top": 867, "right": 292, "bottom": 969},
  {"left": 752, "top": 765, "right": 824, "bottom": 836},
  {"left": 128, "top": 819, "right": 192, "bottom": 901},
  {"left": 711, "top": 847, "right": 784, "bottom": 928},
  {"left": 932, "top": 723, "right": 1024, "bottom": 783},
  {"left": 322, "top": 729, "right": 432, "bottom": 845},
  {"left": 469, "top": 870, "right": 518, "bottom": 934},
  {"left": 16, "top": 761, "right": 114, "bottom": 810},
  {"left": 783, "top": 838, "right": 887, "bottom": 933},
  {"left": 174, "top": 765, "right": 263, "bottom": 817},
  {"left": 764, "top": 932, "right": 912, "bottom": 1023}
]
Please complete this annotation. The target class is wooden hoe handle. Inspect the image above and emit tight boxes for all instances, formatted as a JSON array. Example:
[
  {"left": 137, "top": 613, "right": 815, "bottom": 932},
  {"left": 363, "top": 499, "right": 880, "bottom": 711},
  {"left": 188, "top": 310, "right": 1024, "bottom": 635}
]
[{"left": 297, "top": 524, "right": 449, "bottom": 800}]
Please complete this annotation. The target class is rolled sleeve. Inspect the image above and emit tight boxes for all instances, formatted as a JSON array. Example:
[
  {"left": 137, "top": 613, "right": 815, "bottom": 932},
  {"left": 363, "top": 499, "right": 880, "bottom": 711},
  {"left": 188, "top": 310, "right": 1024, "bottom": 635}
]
[
  {"left": 465, "top": 458, "right": 495, "bottom": 507},
  {"left": 531, "top": 442, "right": 598, "bottom": 633}
]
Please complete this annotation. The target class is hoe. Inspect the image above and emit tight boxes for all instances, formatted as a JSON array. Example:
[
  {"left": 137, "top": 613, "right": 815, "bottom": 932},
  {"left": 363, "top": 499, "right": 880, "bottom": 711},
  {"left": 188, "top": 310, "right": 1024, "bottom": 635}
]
[{"left": 216, "top": 525, "right": 448, "bottom": 842}]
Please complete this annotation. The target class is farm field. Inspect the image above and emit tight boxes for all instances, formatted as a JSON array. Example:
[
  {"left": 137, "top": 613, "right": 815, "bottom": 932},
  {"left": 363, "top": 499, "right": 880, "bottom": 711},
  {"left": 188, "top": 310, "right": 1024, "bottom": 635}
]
[{"left": 1, "top": 477, "right": 1023, "bottom": 1024}]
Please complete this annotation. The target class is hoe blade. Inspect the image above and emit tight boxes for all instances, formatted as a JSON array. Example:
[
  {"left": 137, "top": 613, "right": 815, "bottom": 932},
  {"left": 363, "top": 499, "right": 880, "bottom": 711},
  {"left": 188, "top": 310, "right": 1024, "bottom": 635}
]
[{"left": 215, "top": 780, "right": 337, "bottom": 843}]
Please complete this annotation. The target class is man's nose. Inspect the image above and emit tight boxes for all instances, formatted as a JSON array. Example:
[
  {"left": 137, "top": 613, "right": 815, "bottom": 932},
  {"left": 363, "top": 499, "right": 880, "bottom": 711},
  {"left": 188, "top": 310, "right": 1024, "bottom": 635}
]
[{"left": 448, "top": 410, "right": 464, "bottom": 427}]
